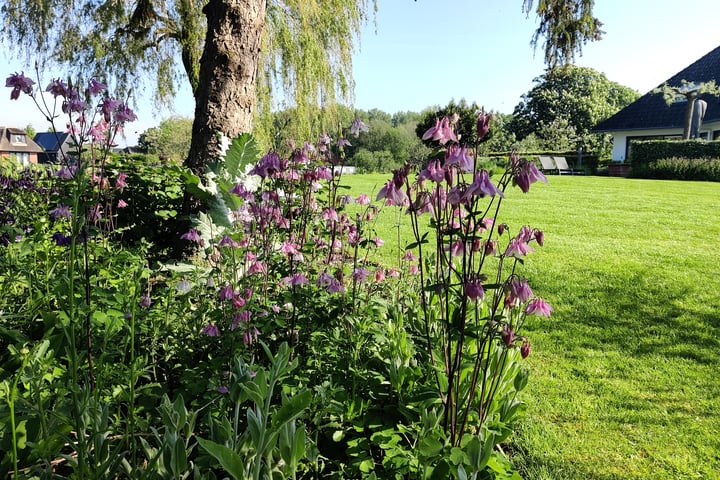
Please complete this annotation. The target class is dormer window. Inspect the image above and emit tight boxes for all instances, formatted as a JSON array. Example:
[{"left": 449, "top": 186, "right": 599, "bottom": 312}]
[{"left": 11, "top": 134, "right": 26, "bottom": 145}]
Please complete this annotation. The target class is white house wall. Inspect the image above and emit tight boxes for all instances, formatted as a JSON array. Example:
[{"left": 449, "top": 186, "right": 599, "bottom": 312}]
[{"left": 610, "top": 123, "right": 720, "bottom": 161}]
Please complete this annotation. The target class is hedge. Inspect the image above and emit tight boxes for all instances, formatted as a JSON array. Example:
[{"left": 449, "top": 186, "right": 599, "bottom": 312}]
[
  {"left": 630, "top": 140, "right": 720, "bottom": 166},
  {"left": 636, "top": 157, "right": 720, "bottom": 181},
  {"left": 629, "top": 140, "right": 720, "bottom": 180}
]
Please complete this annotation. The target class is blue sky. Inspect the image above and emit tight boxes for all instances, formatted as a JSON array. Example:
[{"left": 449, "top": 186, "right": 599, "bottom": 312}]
[{"left": 2, "top": 0, "right": 720, "bottom": 146}]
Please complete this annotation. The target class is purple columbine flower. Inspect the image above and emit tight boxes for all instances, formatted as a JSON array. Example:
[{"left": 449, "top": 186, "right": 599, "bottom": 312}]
[
  {"left": 465, "top": 279, "right": 484, "bottom": 301},
  {"left": 418, "top": 159, "right": 446, "bottom": 184},
  {"left": 422, "top": 117, "right": 458, "bottom": 145},
  {"left": 377, "top": 166, "right": 410, "bottom": 206},
  {"left": 318, "top": 133, "right": 332, "bottom": 148},
  {"left": 218, "top": 235, "right": 240, "bottom": 248},
  {"left": 250, "top": 151, "right": 282, "bottom": 178},
  {"left": 477, "top": 111, "right": 491, "bottom": 140},
  {"left": 243, "top": 326, "right": 260, "bottom": 345},
  {"left": 56, "top": 166, "right": 77, "bottom": 179},
  {"left": 115, "top": 172, "right": 128, "bottom": 191},
  {"left": 525, "top": 298, "right": 552, "bottom": 317},
  {"left": 505, "top": 238, "right": 535, "bottom": 258},
  {"left": 176, "top": 280, "right": 192, "bottom": 294},
  {"left": 49, "top": 204, "right": 72, "bottom": 221},
  {"left": 100, "top": 98, "right": 122, "bottom": 122},
  {"left": 114, "top": 103, "right": 137, "bottom": 123},
  {"left": 465, "top": 170, "right": 504, "bottom": 199},
  {"left": 513, "top": 154, "right": 548, "bottom": 193},
  {"left": 350, "top": 118, "right": 369, "bottom": 137},
  {"left": 377, "top": 179, "right": 408, "bottom": 206},
  {"left": 180, "top": 228, "right": 203, "bottom": 245},
  {"left": 87, "top": 78, "right": 106, "bottom": 96},
  {"left": 230, "top": 183, "right": 253, "bottom": 200},
  {"left": 117, "top": 199, "right": 128, "bottom": 208},
  {"left": 247, "top": 261, "right": 266, "bottom": 275},
  {"left": 355, "top": 193, "right": 370, "bottom": 205},
  {"left": 445, "top": 145, "right": 474, "bottom": 172},
  {"left": 483, "top": 239, "right": 497, "bottom": 255},
  {"left": 352, "top": 268, "right": 369, "bottom": 283},
  {"left": 65, "top": 96, "right": 88, "bottom": 113},
  {"left": 506, "top": 278, "right": 533, "bottom": 306},
  {"left": 283, "top": 273, "right": 309, "bottom": 287},
  {"left": 6, "top": 72, "right": 35, "bottom": 100},
  {"left": 51, "top": 232, "right": 71, "bottom": 247},
  {"left": 202, "top": 323, "right": 220, "bottom": 337},
  {"left": 218, "top": 284, "right": 235, "bottom": 301},
  {"left": 46, "top": 78, "right": 69, "bottom": 98}
]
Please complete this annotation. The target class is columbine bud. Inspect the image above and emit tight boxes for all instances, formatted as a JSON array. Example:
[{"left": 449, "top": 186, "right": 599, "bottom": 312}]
[
  {"left": 484, "top": 239, "right": 497, "bottom": 256},
  {"left": 477, "top": 111, "right": 491, "bottom": 140},
  {"left": 521, "top": 340, "right": 531, "bottom": 359},
  {"left": 501, "top": 325, "right": 515, "bottom": 347},
  {"left": 139, "top": 294, "right": 152, "bottom": 309}
]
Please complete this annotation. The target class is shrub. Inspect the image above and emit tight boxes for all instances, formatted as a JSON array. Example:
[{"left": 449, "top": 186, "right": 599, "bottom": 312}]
[
  {"left": 630, "top": 140, "right": 720, "bottom": 167},
  {"left": 639, "top": 157, "right": 720, "bottom": 181}
]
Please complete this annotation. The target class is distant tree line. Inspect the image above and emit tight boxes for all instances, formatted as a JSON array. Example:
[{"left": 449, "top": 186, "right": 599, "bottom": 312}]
[{"left": 138, "top": 66, "right": 639, "bottom": 172}]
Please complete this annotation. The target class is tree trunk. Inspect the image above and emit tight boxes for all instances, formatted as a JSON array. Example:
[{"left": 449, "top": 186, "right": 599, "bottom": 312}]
[
  {"left": 186, "top": 0, "right": 267, "bottom": 176},
  {"left": 682, "top": 91, "right": 697, "bottom": 140}
]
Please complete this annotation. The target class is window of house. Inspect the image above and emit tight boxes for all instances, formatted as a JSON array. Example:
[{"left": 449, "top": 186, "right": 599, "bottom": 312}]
[
  {"left": 11, "top": 134, "right": 26, "bottom": 144},
  {"left": 11, "top": 152, "right": 30, "bottom": 166}
]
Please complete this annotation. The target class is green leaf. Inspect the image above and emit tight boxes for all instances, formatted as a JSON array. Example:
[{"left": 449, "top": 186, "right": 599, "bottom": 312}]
[
  {"left": 170, "top": 433, "right": 187, "bottom": 478},
  {"left": 417, "top": 436, "right": 443, "bottom": 458},
  {"left": 450, "top": 446, "right": 466, "bottom": 465},
  {"left": 271, "top": 390, "right": 311, "bottom": 431},
  {"left": 224, "top": 133, "right": 260, "bottom": 178},
  {"left": 246, "top": 407, "right": 263, "bottom": 444},
  {"left": 196, "top": 437, "right": 245, "bottom": 480},
  {"left": 292, "top": 425, "right": 306, "bottom": 466},
  {"left": 181, "top": 170, "right": 214, "bottom": 203},
  {"left": 457, "top": 464, "right": 468, "bottom": 480},
  {"left": 359, "top": 458, "right": 374, "bottom": 473},
  {"left": 513, "top": 366, "right": 529, "bottom": 392}
]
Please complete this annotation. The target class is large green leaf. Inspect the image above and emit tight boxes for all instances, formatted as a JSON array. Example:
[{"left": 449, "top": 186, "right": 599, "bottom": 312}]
[
  {"left": 224, "top": 133, "right": 260, "bottom": 178},
  {"left": 271, "top": 389, "right": 312, "bottom": 431},
  {"left": 196, "top": 437, "right": 245, "bottom": 480}
]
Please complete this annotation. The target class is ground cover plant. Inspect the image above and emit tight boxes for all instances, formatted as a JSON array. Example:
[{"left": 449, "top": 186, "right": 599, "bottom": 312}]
[
  {"left": 340, "top": 174, "right": 720, "bottom": 479},
  {"left": 0, "top": 75, "right": 550, "bottom": 479}
]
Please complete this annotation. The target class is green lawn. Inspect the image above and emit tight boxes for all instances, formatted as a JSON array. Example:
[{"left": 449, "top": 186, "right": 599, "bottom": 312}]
[{"left": 342, "top": 174, "right": 720, "bottom": 479}]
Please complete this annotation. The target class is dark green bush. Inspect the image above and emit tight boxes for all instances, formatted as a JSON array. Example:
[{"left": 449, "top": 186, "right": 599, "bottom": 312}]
[
  {"left": 628, "top": 140, "right": 720, "bottom": 180},
  {"left": 630, "top": 140, "right": 720, "bottom": 167},
  {"left": 638, "top": 157, "right": 720, "bottom": 181},
  {"left": 107, "top": 155, "right": 187, "bottom": 261}
]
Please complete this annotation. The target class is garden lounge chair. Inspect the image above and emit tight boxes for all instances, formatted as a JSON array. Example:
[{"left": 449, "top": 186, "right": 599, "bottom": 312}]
[
  {"left": 538, "top": 156, "right": 558, "bottom": 174},
  {"left": 553, "top": 156, "right": 585, "bottom": 175}
]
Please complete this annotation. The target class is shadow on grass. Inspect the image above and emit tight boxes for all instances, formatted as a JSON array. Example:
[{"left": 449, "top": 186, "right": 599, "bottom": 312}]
[
  {"left": 546, "top": 268, "right": 720, "bottom": 365},
  {"left": 515, "top": 265, "right": 720, "bottom": 479}
]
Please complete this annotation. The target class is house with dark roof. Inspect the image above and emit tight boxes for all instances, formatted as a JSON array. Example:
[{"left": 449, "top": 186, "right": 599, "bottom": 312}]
[
  {"left": 0, "top": 126, "right": 44, "bottom": 166},
  {"left": 34, "top": 131, "right": 73, "bottom": 163},
  {"left": 594, "top": 46, "right": 720, "bottom": 162}
]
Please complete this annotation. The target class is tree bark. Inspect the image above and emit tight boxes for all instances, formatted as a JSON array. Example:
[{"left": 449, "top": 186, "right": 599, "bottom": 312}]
[
  {"left": 682, "top": 91, "right": 698, "bottom": 140},
  {"left": 186, "top": 0, "right": 267, "bottom": 176}
]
